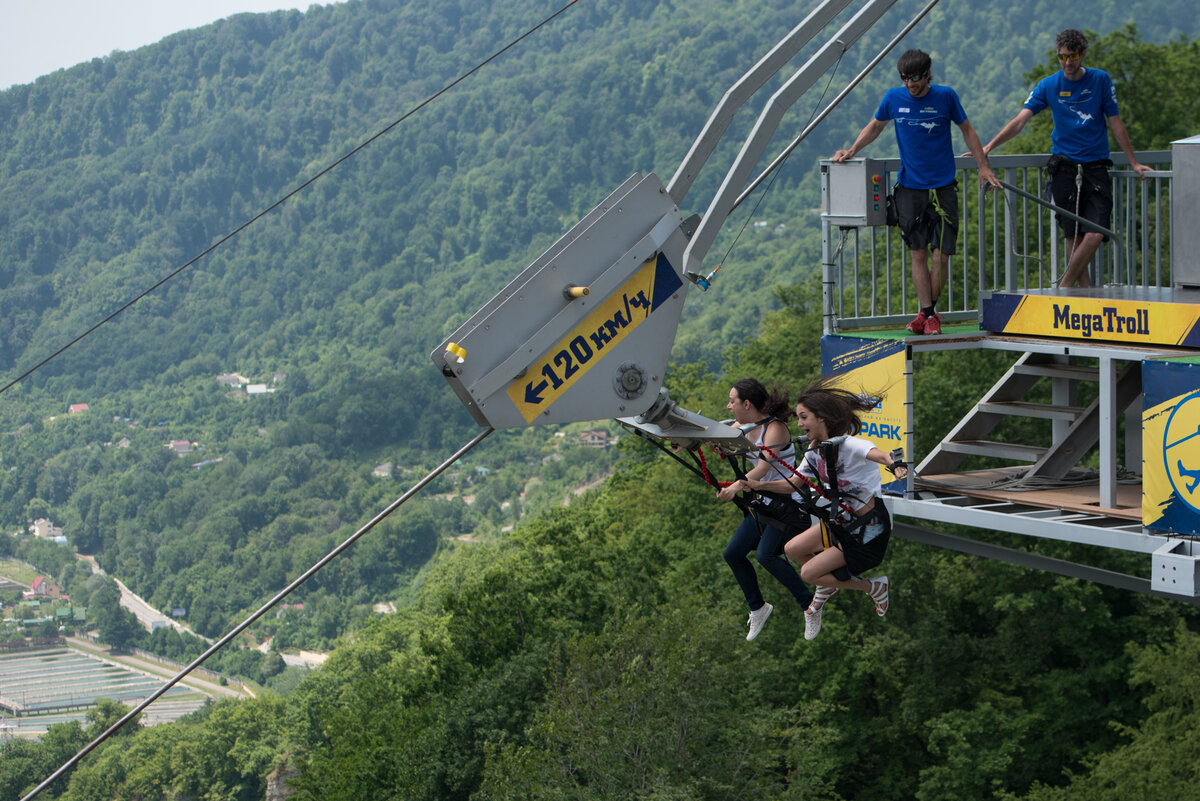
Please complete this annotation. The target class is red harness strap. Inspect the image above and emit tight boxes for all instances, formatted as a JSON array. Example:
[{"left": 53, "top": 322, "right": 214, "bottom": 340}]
[
  {"left": 693, "top": 446, "right": 734, "bottom": 488},
  {"left": 757, "top": 444, "right": 857, "bottom": 518}
]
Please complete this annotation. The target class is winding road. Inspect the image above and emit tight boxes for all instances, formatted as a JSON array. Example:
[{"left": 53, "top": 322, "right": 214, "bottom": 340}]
[{"left": 76, "top": 554, "right": 213, "bottom": 643}]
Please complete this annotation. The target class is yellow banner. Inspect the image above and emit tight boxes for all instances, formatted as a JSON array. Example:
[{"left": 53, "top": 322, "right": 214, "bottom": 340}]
[
  {"left": 1000, "top": 294, "right": 1200, "bottom": 346},
  {"left": 1144, "top": 387, "right": 1200, "bottom": 529},
  {"left": 506, "top": 256, "right": 660, "bottom": 423},
  {"left": 824, "top": 337, "right": 906, "bottom": 484}
]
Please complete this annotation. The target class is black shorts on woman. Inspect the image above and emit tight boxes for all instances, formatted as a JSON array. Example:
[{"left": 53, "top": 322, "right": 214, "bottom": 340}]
[
  {"left": 753, "top": 490, "right": 892, "bottom": 582},
  {"left": 824, "top": 500, "right": 891, "bottom": 581},
  {"left": 894, "top": 183, "right": 958, "bottom": 252}
]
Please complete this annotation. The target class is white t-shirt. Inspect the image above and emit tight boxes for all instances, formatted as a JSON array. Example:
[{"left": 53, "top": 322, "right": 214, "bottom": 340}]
[{"left": 799, "top": 435, "right": 881, "bottom": 510}]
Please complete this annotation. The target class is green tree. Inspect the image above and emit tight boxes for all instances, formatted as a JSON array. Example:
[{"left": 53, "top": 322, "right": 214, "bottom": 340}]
[
  {"left": 479, "top": 604, "right": 793, "bottom": 800},
  {"left": 24, "top": 496, "right": 51, "bottom": 523},
  {"left": 88, "top": 580, "right": 142, "bottom": 649},
  {"left": 1016, "top": 623, "right": 1200, "bottom": 801}
]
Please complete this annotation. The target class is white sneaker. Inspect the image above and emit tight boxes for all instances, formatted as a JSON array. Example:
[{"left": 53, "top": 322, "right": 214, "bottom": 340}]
[
  {"left": 746, "top": 603, "right": 773, "bottom": 641},
  {"left": 804, "top": 604, "right": 824, "bottom": 640}
]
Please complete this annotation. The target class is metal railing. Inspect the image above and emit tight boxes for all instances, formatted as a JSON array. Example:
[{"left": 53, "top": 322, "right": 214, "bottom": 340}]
[{"left": 823, "top": 151, "right": 1174, "bottom": 333}]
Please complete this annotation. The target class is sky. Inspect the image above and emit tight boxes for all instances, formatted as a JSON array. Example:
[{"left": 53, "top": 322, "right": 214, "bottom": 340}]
[{"left": 0, "top": 0, "right": 347, "bottom": 91}]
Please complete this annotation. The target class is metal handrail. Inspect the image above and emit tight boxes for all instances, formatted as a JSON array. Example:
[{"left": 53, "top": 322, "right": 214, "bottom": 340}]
[
  {"left": 994, "top": 177, "right": 1123, "bottom": 291},
  {"left": 996, "top": 178, "right": 1123, "bottom": 245},
  {"left": 823, "top": 151, "right": 1174, "bottom": 334}
]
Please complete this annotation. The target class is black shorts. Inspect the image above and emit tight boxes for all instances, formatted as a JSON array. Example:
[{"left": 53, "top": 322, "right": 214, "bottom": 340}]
[
  {"left": 894, "top": 184, "right": 958, "bottom": 254},
  {"left": 824, "top": 502, "right": 891, "bottom": 580},
  {"left": 1049, "top": 159, "right": 1113, "bottom": 240}
]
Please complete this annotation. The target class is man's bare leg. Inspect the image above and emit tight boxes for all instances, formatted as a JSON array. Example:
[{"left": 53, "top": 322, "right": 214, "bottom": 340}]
[
  {"left": 911, "top": 248, "right": 934, "bottom": 308},
  {"left": 1061, "top": 232, "right": 1103, "bottom": 287},
  {"left": 930, "top": 250, "right": 948, "bottom": 305}
]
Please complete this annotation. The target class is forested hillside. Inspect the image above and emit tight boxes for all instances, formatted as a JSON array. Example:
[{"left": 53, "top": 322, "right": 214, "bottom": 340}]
[{"left": 2, "top": 0, "right": 1200, "bottom": 797}]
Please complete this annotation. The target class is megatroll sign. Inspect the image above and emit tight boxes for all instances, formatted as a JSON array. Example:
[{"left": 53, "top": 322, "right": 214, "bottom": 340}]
[{"left": 982, "top": 292, "right": 1200, "bottom": 347}]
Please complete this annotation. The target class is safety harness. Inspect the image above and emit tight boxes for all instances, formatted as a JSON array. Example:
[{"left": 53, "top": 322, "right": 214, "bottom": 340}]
[
  {"left": 759, "top": 438, "right": 898, "bottom": 551},
  {"left": 1045, "top": 155, "right": 1113, "bottom": 282},
  {"left": 634, "top": 422, "right": 900, "bottom": 551},
  {"left": 811, "top": 439, "right": 890, "bottom": 549}
]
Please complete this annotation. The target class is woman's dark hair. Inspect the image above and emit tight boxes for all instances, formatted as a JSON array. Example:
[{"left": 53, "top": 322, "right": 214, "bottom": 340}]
[
  {"left": 794, "top": 377, "right": 884, "bottom": 438},
  {"left": 732, "top": 378, "right": 791, "bottom": 420},
  {"left": 1056, "top": 29, "right": 1088, "bottom": 54},
  {"left": 897, "top": 49, "right": 932, "bottom": 78}
]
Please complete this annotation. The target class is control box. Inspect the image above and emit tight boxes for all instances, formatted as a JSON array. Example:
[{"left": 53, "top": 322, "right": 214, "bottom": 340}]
[{"left": 820, "top": 158, "right": 888, "bottom": 227}]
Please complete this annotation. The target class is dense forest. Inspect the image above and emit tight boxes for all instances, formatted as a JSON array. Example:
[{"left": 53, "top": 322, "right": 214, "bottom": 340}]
[{"left": 2, "top": 0, "right": 1200, "bottom": 797}]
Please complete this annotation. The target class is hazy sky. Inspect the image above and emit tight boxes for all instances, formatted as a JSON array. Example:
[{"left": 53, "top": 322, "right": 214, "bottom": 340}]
[{"left": 0, "top": 0, "right": 347, "bottom": 90}]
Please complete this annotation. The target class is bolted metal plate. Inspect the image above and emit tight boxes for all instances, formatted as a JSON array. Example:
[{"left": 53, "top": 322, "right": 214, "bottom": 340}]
[{"left": 432, "top": 173, "right": 690, "bottom": 428}]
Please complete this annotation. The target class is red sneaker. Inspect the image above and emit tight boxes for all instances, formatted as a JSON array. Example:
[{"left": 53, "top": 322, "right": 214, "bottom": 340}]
[
  {"left": 923, "top": 313, "right": 942, "bottom": 335},
  {"left": 905, "top": 311, "right": 926, "bottom": 334}
]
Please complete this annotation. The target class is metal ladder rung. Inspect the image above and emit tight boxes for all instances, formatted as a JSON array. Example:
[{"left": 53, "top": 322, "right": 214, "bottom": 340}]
[
  {"left": 1013, "top": 363, "right": 1099, "bottom": 381},
  {"left": 959, "top": 501, "right": 1025, "bottom": 511},
  {"left": 1048, "top": 513, "right": 1106, "bottom": 523},
  {"left": 939, "top": 440, "right": 1047, "bottom": 461},
  {"left": 1013, "top": 508, "right": 1071, "bottom": 519},
  {"left": 977, "top": 400, "right": 1084, "bottom": 420},
  {"left": 912, "top": 492, "right": 972, "bottom": 504}
]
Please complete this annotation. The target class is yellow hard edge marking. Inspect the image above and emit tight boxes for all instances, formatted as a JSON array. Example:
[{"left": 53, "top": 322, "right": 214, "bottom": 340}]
[{"left": 506, "top": 258, "right": 658, "bottom": 422}]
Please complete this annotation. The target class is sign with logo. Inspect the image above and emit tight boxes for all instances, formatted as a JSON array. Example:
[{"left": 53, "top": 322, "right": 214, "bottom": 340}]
[
  {"left": 822, "top": 335, "right": 906, "bottom": 492},
  {"left": 982, "top": 292, "right": 1200, "bottom": 347},
  {"left": 1143, "top": 358, "right": 1200, "bottom": 534},
  {"left": 505, "top": 252, "right": 682, "bottom": 423}
]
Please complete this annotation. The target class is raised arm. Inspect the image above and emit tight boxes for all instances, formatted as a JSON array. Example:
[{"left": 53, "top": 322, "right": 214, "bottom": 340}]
[
  {"left": 833, "top": 119, "right": 889, "bottom": 162},
  {"left": 982, "top": 108, "right": 1034, "bottom": 156},
  {"left": 867, "top": 447, "right": 907, "bottom": 479},
  {"left": 958, "top": 119, "right": 1001, "bottom": 189}
]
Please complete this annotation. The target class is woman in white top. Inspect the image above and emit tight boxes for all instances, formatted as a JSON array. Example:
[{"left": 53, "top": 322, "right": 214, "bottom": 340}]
[
  {"left": 719, "top": 378, "right": 815, "bottom": 642},
  {"left": 750, "top": 378, "right": 906, "bottom": 641}
]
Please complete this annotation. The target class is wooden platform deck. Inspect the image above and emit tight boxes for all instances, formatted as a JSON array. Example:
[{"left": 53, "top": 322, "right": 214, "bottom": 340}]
[{"left": 917, "top": 468, "right": 1142, "bottom": 522}]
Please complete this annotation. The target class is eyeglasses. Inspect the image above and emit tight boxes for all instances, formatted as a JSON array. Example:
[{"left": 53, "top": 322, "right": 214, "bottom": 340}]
[
  {"left": 899, "top": 71, "right": 929, "bottom": 83},
  {"left": 1057, "top": 52, "right": 1082, "bottom": 62}
]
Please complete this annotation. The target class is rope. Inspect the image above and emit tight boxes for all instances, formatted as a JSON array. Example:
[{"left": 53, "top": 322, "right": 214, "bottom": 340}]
[
  {"left": 700, "top": 49, "right": 847, "bottom": 288},
  {"left": 0, "top": 0, "right": 585, "bottom": 398},
  {"left": 927, "top": 186, "right": 953, "bottom": 252},
  {"left": 694, "top": 446, "right": 724, "bottom": 488}
]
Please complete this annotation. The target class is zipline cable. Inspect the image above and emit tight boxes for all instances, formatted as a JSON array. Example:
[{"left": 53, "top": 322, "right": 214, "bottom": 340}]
[
  {"left": 701, "top": 51, "right": 846, "bottom": 287},
  {"left": 701, "top": 0, "right": 943, "bottom": 288},
  {"left": 20, "top": 426, "right": 494, "bottom": 801},
  {"left": 0, "top": 0, "right": 584, "bottom": 399}
]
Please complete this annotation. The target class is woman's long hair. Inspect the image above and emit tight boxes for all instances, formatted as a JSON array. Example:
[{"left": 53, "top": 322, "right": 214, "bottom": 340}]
[
  {"left": 732, "top": 378, "right": 791, "bottom": 420},
  {"left": 794, "top": 376, "right": 884, "bottom": 438}
]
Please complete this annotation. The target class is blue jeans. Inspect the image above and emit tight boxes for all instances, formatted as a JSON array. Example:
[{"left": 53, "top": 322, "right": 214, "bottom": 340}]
[{"left": 723, "top": 513, "right": 813, "bottom": 611}]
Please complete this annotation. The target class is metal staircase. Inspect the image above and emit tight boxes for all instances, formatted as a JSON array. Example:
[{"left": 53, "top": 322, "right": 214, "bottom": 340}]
[{"left": 918, "top": 351, "right": 1142, "bottom": 481}]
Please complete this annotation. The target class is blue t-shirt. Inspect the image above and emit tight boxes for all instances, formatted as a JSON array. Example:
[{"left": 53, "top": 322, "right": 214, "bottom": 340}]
[
  {"left": 1023, "top": 68, "right": 1120, "bottom": 162},
  {"left": 874, "top": 84, "right": 967, "bottom": 189}
]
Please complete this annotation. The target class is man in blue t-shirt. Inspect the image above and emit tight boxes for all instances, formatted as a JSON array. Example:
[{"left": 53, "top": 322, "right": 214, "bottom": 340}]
[
  {"left": 983, "top": 29, "right": 1150, "bottom": 287},
  {"left": 833, "top": 50, "right": 999, "bottom": 336}
]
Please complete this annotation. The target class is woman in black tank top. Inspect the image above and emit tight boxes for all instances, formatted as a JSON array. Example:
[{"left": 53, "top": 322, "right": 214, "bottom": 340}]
[{"left": 719, "top": 378, "right": 815, "bottom": 642}]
